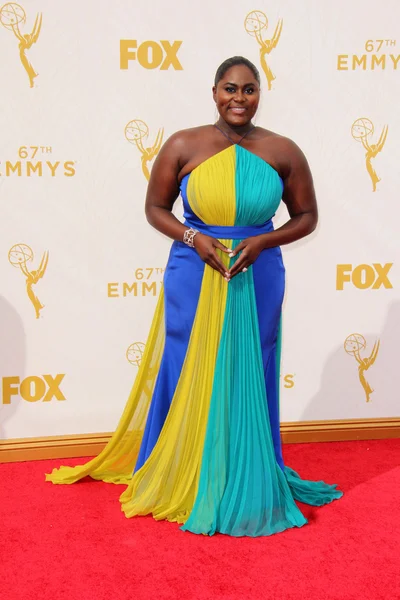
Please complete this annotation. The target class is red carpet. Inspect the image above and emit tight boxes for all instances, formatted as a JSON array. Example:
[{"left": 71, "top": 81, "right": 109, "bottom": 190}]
[{"left": 1, "top": 439, "right": 399, "bottom": 600}]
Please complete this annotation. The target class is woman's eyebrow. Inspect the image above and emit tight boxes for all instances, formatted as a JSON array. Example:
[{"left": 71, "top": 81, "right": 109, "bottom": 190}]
[{"left": 223, "top": 81, "right": 255, "bottom": 86}]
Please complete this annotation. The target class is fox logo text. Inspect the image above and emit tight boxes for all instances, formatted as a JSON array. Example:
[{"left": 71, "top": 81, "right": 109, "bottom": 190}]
[
  {"left": 120, "top": 40, "right": 183, "bottom": 70},
  {"left": 2, "top": 374, "right": 66, "bottom": 403},
  {"left": 336, "top": 264, "right": 393, "bottom": 290}
]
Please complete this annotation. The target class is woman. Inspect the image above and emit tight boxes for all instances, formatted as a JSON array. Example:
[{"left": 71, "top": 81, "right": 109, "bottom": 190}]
[{"left": 47, "top": 56, "right": 343, "bottom": 537}]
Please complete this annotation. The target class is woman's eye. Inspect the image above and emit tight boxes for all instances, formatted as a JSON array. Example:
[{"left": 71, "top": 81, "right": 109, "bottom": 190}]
[
  {"left": 245, "top": 88, "right": 254, "bottom": 94},
  {"left": 225, "top": 87, "right": 235, "bottom": 93}
]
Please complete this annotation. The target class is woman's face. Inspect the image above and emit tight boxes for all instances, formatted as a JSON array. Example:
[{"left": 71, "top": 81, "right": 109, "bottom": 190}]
[{"left": 213, "top": 64, "right": 260, "bottom": 127}]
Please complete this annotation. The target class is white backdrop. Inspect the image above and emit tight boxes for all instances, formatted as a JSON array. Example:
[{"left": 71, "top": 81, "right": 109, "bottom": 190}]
[{"left": 1, "top": 0, "right": 399, "bottom": 440}]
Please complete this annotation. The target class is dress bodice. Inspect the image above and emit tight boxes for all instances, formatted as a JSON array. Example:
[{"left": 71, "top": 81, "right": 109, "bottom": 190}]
[{"left": 180, "top": 145, "right": 283, "bottom": 227}]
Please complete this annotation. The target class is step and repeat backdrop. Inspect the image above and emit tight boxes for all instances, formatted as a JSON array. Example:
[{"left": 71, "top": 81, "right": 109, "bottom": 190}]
[{"left": 1, "top": 0, "right": 399, "bottom": 440}]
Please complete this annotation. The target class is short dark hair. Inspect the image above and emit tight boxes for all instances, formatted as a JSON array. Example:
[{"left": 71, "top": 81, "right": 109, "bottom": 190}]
[{"left": 214, "top": 56, "right": 261, "bottom": 86}]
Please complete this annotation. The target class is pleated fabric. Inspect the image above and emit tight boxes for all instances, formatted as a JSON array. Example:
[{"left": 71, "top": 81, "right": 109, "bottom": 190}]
[
  {"left": 46, "top": 289, "right": 166, "bottom": 485},
  {"left": 181, "top": 241, "right": 307, "bottom": 537},
  {"left": 46, "top": 145, "right": 343, "bottom": 536},
  {"left": 120, "top": 248, "right": 231, "bottom": 522}
]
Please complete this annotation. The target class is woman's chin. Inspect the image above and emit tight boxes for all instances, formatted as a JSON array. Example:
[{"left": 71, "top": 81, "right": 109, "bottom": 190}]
[{"left": 223, "top": 114, "right": 252, "bottom": 128}]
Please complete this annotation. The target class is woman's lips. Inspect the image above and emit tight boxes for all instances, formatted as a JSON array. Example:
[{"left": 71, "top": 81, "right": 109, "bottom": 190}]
[{"left": 229, "top": 107, "right": 246, "bottom": 114}]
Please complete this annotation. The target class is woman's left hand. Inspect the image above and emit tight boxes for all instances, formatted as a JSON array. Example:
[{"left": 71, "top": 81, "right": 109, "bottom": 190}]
[{"left": 228, "top": 236, "right": 265, "bottom": 279}]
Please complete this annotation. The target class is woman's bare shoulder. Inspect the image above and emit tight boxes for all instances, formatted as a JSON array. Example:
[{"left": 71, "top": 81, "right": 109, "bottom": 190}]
[
  {"left": 256, "top": 127, "right": 301, "bottom": 151},
  {"left": 258, "top": 127, "right": 309, "bottom": 166},
  {"left": 164, "top": 125, "right": 213, "bottom": 148},
  {"left": 159, "top": 125, "right": 214, "bottom": 167}
]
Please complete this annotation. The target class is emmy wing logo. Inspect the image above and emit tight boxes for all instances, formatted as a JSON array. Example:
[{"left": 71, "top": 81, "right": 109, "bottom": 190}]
[
  {"left": 126, "top": 342, "right": 145, "bottom": 367},
  {"left": 351, "top": 118, "right": 388, "bottom": 192},
  {"left": 126, "top": 341, "right": 157, "bottom": 398},
  {"left": 9, "top": 243, "right": 49, "bottom": 319},
  {"left": 125, "top": 120, "right": 164, "bottom": 182},
  {"left": 244, "top": 10, "right": 283, "bottom": 90},
  {"left": 0, "top": 3, "right": 42, "bottom": 88},
  {"left": 344, "top": 333, "right": 380, "bottom": 402}
]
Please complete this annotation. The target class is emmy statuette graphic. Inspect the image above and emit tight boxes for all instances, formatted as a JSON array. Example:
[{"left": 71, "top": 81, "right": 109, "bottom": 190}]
[
  {"left": 344, "top": 333, "right": 380, "bottom": 402},
  {"left": 125, "top": 120, "right": 164, "bottom": 181},
  {"left": 0, "top": 3, "right": 42, "bottom": 87},
  {"left": 351, "top": 118, "right": 388, "bottom": 192},
  {"left": 244, "top": 10, "right": 283, "bottom": 90},
  {"left": 9, "top": 243, "right": 49, "bottom": 318}
]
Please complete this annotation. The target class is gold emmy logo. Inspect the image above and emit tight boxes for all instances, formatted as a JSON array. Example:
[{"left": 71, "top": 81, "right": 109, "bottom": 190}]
[
  {"left": 337, "top": 39, "right": 398, "bottom": 71},
  {"left": 344, "top": 334, "right": 380, "bottom": 402},
  {"left": 244, "top": 10, "right": 283, "bottom": 90},
  {"left": 282, "top": 374, "right": 295, "bottom": 388},
  {"left": 125, "top": 120, "right": 164, "bottom": 181},
  {"left": 120, "top": 40, "right": 183, "bottom": 70},
  {"left": 126, "top": 342, "right": 156, "bottom": 397},
  {"left": 351, "top": 118, "right": 388, "bottom": 192},
  {"left": 0, "top": 146, "right": 76, "bottom": 177},
  {"left": 0, "top": 3, "right": 42, "bottom": 88},
  {"left": 108, "top": 267, "right": 165, "bottom": 298},
  {"left": 2, "top": 374, "right": 65, "bottom": 403},
  {"left": 336, "top": 263, "right": 393, "bottom": 290},
  {"left": 126, "top": 342, "right": 145, "bottom": 367},
  {"left": 8, "top": 243, "right": 49, "bottom": 319}
]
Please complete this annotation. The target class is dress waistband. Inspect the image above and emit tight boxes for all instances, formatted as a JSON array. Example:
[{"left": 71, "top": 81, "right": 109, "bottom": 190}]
[{"left": 184, "top": 217, "right": 274, "bottom": 239}]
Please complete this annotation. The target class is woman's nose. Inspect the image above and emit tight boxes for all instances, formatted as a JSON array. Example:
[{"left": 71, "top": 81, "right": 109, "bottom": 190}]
[{"left": 233, "top": 91, "right": 245, "bottom": 102}]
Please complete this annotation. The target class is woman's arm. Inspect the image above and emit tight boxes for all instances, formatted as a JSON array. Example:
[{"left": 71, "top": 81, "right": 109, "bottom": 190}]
[
  {"left": 145, "top": 133, "right": 189, "bottom": 241},
  {"left": 258, "top": 138, "right": 318, "bottom": 249},
  {"left": 145, "top": 132, "right": 231, "bottom": 279}
]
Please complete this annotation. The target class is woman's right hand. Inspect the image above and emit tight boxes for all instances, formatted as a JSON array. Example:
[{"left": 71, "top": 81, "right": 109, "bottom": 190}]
[{"left": 193, "top": 233, "right": 232, "bottom": 281}]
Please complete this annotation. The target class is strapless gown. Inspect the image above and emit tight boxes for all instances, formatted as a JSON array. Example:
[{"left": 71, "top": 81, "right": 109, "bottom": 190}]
[{"left": 46, "top": 145, "right": 343, "bottom": 537}]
